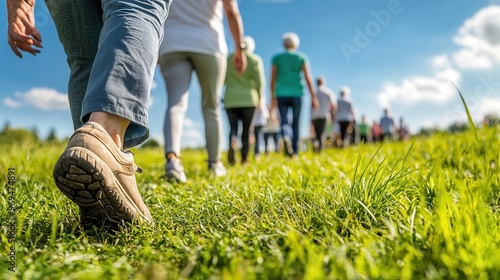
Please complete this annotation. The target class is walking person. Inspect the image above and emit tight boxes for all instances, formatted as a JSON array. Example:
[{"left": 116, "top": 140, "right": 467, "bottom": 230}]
[
  {"left": 335, "top": 86, "right": 356, "bottom": 147},
  {"left": 371, "top": 120, "right": 382, "bottom": 143},
  {"left": 358, "top": 115, "right": 370, "bottom": 143},
  {"left": 224, "top": 36, "right": 265, "bottom": 165},
  {"left": 398, "top": 116, "right": 410, "bottom": 141},
  {"left": 262, "top": 106, "right": 281, "bottom": 154},
  {"left": 270, "top": 32, "right": 318, "bottom": 157},
  {"left": 380, "top": 108, "right": 395, "bottom": 142},
  {"left": 159, "top": 0, "right": 246, "bottom": 182},
  {"left": 8, "top": 0, "right": 170, "bottom": 229},
  {"left": 310, "top": 77, "right": 337, "bottom": 152},
  {"left": 253, "top": 101, "right": 269, "bottom": 160}
]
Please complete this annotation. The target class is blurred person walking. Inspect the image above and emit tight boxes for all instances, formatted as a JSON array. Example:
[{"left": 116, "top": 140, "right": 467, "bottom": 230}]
[
  {"left": 159, "top": 0, "right": 246, "bottom": 182},
  {"left": 371, "top": 120, "right": 382, "bottom": 143},
  {"left": 270, "top": 32, "right": 318, "bottom": 157},
  {"left": 335, "top": 86, "right": 356, "bottom": 147},
  {"left": 310, "top": 77, "right": 337, "bottom": 152},
  {"left": 358, "top": 115, "right": 370, "bottom": 143},
  {"left": 223, "top": 36, "right": 265, "bottom": 164},
  {"left": 253, "top": 101, "right": 269, "bottom": 160},
  {"left": 380, "top": 108, "right": 395, "bottom": 142},
  {"left": 262, "top": 106, "right": 281, "bottom": 154},
  {"left": 398, "top": 116, "right": 410, "bottom": 141}
]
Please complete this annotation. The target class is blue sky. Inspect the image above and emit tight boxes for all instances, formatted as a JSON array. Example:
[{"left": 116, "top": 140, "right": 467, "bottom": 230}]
[{"left": 2, "top": 0, "right": 500, "bottom": 148}]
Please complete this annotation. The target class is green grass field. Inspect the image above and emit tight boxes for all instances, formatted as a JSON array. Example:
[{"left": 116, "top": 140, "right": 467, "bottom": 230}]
[{"left": 1, "top": 127, "right": 499, "bottom": 279}]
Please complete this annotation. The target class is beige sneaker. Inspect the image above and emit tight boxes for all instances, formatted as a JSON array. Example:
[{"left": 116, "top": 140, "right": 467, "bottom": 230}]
[{"left": 53, "top": 122, "right": 152, "bottom": 229}]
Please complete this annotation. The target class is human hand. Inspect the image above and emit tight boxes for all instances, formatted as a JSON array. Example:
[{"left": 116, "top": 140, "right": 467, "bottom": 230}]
[
  {"left": 233, "top": 49, "right": 247, "bottom": 75},
  {"left": 7, "top": 0, "right": 42, "bottom": 58},
  {"left": 311, "top": 96, "right": 319, "bottom": 109},
  {"left": 271, "top": 96, "right": 277, "bottom": 109}
]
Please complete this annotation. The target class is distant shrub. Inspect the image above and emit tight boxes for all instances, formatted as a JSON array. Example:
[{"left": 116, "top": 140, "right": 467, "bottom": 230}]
[
  {"left": 0, "top": 125, "right": 40, "bottom": 146},
  {"left": 140, "top": 138, "right": 161, "bottom": 149}
]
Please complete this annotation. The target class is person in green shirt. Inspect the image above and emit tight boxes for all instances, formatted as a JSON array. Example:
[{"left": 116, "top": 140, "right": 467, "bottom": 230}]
[
  {"left": 358, "top": 114, "right": 370, "bottom": 143},
  {"left": 224, "top": 36, "right": 265, "bottom": 164},
  {"left": 270, "top": 32, "right": 318, "bottom": 157}
]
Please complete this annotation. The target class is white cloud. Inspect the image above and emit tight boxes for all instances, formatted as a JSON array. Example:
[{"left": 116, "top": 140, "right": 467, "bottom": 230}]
[
  {"left": 180, "top": 118, "right": 204, "bottom": 147},
  {"left": 183, "top": 127, "right": 203, "bottom": 139},
  {"left": 377, "top": 55, "right": 461, "bottom": 108},
  {"left": 182, "top": 128, "right": 203, "bottom": 148},
  {"left": 151, "top": 80, "right": 158, "bottom": 90},
  {"left": 376, "top": 6, "right": 500, "bottom": 110},
  {"left": 434, "top": 67, "right": 461, "bottom": 82},
  {"left": 148, "top": 96, "right": 154, "bottom": 109},
  {"left": 453, "top": 49, "right": 493, "bottom": 70},
  {"left": 184, "top": 117, "right": 197, "bottom": 128},
  {"left": 3, "top": 87, "right": 69, "bottom": 110},
  {"left": 453, "top": 5, "right": 500, "bottom": 70},
  {"left": 430, "top": 54, "right": 452, "bottom": 69},
  {"left": 474, "top": 96, "right": 500, "bottom": 116},
  {"left": 441, "top": 95, "right": 500, "bottom": 126},
  {"left": 377, "top": 76, "right": 458, "bottom": 108},
  {"left": 4, "top": 98, "right": 22, "bottom": 108}
]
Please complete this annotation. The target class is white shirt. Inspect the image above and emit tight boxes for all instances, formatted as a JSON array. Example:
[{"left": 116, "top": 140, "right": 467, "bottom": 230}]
[
  {"left": 159, "top": 0, "right": 228, "bottom": 57},
  {"left": 311, "top": 85, "right": 337, "bottom": 121},
  {"left": 336, "top": 96, "right": 355, "bottom": 122}
]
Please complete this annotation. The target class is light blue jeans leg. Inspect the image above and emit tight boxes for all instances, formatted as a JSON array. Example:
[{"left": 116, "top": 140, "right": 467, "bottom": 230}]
[
  {"left": 46, "top": 0, "right": 169, "bottom": 148},
  {"left": 45, "top": 0, "right": 102, "bottom": 133}
]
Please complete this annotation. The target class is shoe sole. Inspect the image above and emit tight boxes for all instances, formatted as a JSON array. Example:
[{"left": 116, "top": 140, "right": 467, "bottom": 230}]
[{"left": 53, "top": 147, "right": 142, "bottom": 229}]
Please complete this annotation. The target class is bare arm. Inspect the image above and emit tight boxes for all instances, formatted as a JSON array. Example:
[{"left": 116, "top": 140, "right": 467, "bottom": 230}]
[
  {"left": 301, "top": 63, "right": 318, "bottom": 109},
  {"left": 222, "top": 0, "right": 246, "bottom": 75},
  {"left": 255, "top": 56, "right": 266, "bottom": 103},
  {"left": 7, "top": 0, "right": 42, "bottom": 58},
  {"left": 330, "top": 100, "right": 337, "bottom": 122},
  {"left": 270, "top": 65, "right": 277, "bottom": 109}
]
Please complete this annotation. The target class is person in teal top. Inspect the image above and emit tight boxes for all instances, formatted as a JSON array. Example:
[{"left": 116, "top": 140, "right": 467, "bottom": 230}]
[
  {"left": 224, "top": 36, "right": 265, "bottom": 164},
  {"left": 270, "top": 32, "right": 318, "bottom": 157}
]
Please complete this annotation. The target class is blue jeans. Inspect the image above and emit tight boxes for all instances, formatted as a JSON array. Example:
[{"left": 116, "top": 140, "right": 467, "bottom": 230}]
[
  {"left": 45, "top": 0, "right": 169, "bottom": 148},
  {"left": 277, "top": 97, "right": 302, "bottom": 154},
  {"left": 254, "top": 125, "right": 264, "bottom": 156}
]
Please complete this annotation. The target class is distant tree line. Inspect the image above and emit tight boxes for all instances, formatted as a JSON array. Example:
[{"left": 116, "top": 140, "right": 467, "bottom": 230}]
[
  {"left": 416, "top": 114, "right": 500, "bottom": 137},
  {"left": 0, "top": 121, "right": 162, "bottom": 148}
]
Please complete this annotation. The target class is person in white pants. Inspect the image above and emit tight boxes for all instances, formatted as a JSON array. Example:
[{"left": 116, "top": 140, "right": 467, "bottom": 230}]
[{"left": 158, "top": 0, "right": 246, "bottom": 182}]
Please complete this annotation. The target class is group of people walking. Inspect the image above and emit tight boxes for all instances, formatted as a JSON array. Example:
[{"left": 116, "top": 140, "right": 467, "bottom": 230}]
[
  {"left": 157, "top": 0, "right": 322, "bottom": 183},
  {"left": 7, "top": 0, "right": 411, "bottom": 230},
  {"left": 329, "top": 108, "right": 411, "bottom": 148}
]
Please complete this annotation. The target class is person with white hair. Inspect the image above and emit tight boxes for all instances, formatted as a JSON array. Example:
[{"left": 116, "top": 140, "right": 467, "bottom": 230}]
[
  {"left": 270, "top": 32, "right": 318, "bottom": 157},
  {"left": 224, "top": 36, "right": 266, "bottom": 164},
  {"left": 335, "top": 86, "right": 356, "bottom": 147}
]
